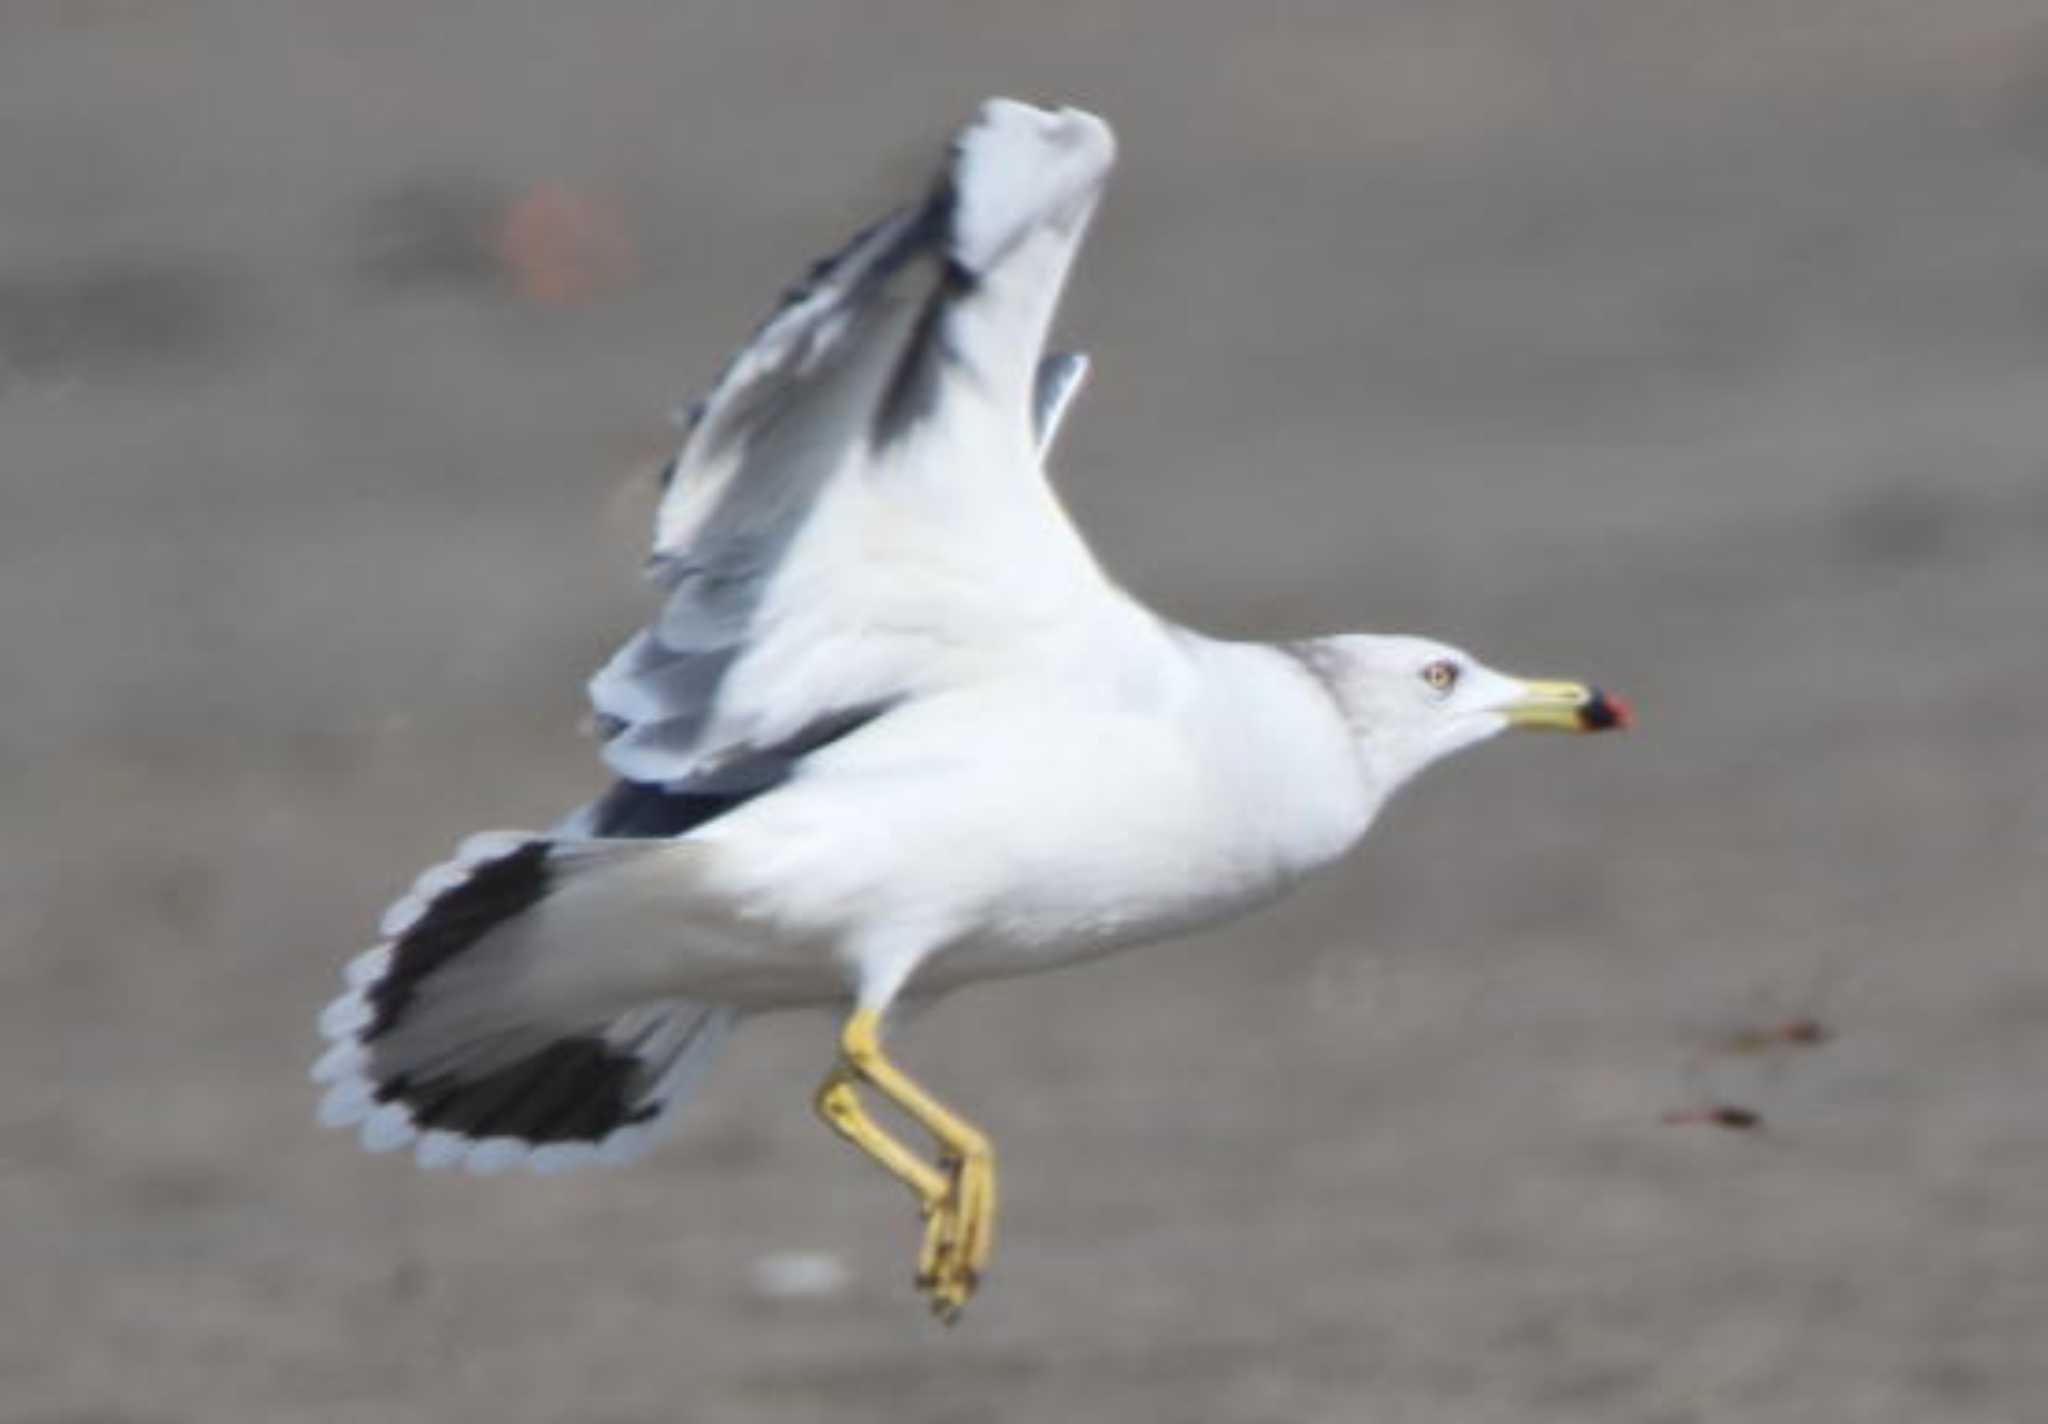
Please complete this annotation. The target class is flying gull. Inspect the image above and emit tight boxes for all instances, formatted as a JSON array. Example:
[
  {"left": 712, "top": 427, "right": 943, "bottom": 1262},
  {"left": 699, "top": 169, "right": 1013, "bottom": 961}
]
[{"left": 314, "top": 98, "right": 1630, "bottom": 1320}]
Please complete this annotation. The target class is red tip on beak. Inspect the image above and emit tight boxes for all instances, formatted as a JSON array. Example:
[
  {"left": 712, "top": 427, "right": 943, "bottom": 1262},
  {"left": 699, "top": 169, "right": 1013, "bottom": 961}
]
[{"left": 1580, "top": 688, "right": 1634, "bottom": 732}]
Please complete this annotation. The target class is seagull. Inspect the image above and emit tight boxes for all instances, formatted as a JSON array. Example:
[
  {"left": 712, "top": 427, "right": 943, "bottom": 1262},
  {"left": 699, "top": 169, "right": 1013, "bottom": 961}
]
[{"left": 314, "top": 98, "right": 1630, "bottom": 1319}]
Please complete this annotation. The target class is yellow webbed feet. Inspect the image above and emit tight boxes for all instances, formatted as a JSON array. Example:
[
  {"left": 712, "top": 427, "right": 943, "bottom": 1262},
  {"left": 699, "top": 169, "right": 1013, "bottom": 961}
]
[
  {"left": 816, "top": 1008, "right": 1001, "bottom": 1321},
  {"left": 916, "top": 1144, "right": 996, "bottom": 1321}
]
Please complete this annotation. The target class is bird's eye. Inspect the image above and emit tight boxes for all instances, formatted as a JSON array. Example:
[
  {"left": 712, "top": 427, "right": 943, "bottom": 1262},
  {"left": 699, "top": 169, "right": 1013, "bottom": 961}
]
[{"left": 1421, "top": 659, "right": 1461, "bottom": 693}]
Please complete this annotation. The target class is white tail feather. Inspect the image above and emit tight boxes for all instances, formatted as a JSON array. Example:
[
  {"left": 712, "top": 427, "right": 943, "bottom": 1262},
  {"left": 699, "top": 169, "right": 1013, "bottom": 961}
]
[{"left": 314, "top": 832, "right": 743, "bottom": 1174}]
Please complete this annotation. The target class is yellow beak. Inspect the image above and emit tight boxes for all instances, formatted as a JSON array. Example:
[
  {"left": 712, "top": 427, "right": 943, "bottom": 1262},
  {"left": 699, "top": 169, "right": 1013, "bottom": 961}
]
[{"left": 1502, "top": 679, "right": 1633, "bottom": 733}]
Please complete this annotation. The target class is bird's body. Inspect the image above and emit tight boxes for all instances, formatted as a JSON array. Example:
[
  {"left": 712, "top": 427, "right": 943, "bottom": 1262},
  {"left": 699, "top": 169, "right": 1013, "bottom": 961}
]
[
  {"left": 686, "top": 630, "right": 1369, "bottom": 1003},
  {"left": 316, "top": 98, "right": 1627, "bottom": 1317}
]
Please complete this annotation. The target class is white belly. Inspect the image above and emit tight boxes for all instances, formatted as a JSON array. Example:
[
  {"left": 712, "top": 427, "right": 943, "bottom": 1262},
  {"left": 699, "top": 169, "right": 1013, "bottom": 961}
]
[{"left": 686, "top": 655, "right": 1368, "bottom": 1008}]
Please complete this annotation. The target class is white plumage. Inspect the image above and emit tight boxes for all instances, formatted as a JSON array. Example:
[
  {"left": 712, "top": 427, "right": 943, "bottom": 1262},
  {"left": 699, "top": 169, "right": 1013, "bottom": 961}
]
[{"left": 313, "top": 98, "right": 1625, "bottom": 1240}]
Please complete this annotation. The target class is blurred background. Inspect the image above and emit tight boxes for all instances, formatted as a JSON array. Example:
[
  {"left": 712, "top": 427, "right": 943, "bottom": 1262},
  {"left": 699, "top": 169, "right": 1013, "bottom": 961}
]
[{"left": 5, "top": 3, "right": 2047, "bottom": 1420}]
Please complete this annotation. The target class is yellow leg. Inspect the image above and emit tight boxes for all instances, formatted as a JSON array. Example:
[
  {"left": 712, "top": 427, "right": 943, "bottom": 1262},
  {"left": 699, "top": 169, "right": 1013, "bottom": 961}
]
[
  {"left": 813, "top": 1065, "right": 951, "bottom": 1207},
  {"left": 814, "top": 1007, "right": 998, "bottom": 1321}
]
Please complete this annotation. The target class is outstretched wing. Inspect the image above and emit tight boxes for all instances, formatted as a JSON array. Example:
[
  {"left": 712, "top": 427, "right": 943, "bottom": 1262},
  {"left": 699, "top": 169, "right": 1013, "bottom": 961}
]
[{"left": 590, "top": 100, "right": 1119, "bottom": 793}]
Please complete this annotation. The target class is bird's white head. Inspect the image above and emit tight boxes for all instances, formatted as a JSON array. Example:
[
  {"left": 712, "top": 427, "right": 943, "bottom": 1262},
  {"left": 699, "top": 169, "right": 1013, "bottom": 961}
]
[{"left": 1299, "top": 633, "right": 1631, "bottom": 795}]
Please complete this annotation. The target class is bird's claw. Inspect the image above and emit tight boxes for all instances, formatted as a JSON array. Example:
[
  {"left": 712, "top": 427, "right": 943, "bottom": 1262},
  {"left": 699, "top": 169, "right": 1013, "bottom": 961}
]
[{"left": 914, "top": 1150, "right": 995, "bottom": 1321}]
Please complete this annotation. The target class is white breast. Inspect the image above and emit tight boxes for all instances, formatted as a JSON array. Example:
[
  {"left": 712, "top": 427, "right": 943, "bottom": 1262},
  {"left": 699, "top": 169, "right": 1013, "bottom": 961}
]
[{"left": 691, "top": 626, "right": 1372, "bottom": 999}]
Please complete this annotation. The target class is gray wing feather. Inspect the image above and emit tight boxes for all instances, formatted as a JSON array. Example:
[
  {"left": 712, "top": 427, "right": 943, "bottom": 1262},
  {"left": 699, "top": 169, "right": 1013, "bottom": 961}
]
[
  {"left": 1031, "top": 350, "right": 1089, "bottom": 457},
  {"left": 590, "top": 101, "right": 1115, "bottom": 793},
  {"left": 588, "top": 209, "right": 942, "bottom": 788}
]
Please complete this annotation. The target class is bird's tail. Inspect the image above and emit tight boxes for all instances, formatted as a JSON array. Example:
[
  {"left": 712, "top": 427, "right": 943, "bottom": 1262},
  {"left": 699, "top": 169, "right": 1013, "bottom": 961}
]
[{"left": 313, "top": 832, "right": 739, "bottom": 1174}]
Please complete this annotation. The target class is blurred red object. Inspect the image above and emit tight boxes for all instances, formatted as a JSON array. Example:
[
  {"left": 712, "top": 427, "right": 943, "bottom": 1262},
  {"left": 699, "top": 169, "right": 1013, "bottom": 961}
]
[
  {"left": 1661, "top": 1104, "right": 1762, "bottom": 1131},
  {"left": 496, "top": 182, "right": 633, "bottom": 305}
]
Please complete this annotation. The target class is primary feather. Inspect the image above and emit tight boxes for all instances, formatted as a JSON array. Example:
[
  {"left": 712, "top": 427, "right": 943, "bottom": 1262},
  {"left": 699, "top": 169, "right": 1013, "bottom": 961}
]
[{"left": 591, "top": 101, "right": 1117, "bottom": 794}]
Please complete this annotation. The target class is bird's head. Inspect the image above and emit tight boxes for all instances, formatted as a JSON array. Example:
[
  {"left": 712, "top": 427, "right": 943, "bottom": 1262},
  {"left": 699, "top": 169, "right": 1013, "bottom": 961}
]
[{"left": 1304, "top": 633, "right": 1630, "bottom": 792}]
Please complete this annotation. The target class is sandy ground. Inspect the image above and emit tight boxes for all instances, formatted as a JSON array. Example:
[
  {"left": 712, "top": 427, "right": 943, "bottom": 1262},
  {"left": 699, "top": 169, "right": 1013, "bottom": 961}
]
[{"left": 5, "top": 3, "right": 2048, "bottom": 1420}]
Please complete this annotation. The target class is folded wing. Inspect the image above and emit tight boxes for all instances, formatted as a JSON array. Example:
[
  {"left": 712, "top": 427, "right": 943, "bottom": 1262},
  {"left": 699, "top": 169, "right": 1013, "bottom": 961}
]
[{"left": 591, "top": 99, "right": 1119, "bottom": 794}]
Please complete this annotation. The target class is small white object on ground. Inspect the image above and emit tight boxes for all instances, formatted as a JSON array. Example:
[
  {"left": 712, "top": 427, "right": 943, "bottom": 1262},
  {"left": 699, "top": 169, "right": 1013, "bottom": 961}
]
[{"left": 749, "top": 1250, "right": 851, "bottom": 1302}]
